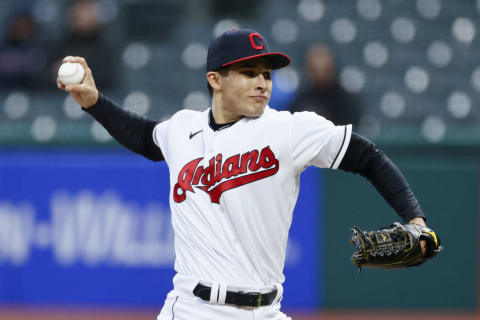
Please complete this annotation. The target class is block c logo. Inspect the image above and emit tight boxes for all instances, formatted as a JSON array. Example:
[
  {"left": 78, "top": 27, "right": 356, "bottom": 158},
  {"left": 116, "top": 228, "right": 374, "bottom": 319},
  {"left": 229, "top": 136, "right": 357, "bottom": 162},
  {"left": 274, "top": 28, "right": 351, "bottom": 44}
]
[{"left": 249, "top": 33, "right": 264, "bottom": 50}]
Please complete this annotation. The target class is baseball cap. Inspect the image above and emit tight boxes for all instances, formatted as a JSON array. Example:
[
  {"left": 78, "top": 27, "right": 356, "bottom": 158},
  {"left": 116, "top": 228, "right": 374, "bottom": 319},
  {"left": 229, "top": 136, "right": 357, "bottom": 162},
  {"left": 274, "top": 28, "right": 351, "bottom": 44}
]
[{"left": 206, "top": 29, "right": 291, "bottom": 72}]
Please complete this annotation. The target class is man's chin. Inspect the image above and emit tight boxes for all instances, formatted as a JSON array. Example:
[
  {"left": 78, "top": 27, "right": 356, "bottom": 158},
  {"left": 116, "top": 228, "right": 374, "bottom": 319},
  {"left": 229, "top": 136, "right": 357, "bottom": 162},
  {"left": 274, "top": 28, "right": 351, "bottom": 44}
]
[{"left": 244, "top": 104, "right": 267, "bottom": 118}]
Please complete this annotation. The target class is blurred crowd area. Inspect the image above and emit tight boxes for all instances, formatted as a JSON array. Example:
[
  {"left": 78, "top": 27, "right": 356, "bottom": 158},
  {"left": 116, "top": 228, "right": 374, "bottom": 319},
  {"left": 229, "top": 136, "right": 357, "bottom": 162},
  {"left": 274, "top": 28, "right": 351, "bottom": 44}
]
[{"left": 1, "top": 0, "right": 480, "bottom": 146}]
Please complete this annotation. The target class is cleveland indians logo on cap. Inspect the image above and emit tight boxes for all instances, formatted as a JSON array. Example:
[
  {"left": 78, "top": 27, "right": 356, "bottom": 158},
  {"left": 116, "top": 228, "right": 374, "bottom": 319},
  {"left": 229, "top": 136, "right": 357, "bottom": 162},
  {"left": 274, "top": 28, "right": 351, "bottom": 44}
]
[
  {"left": 173, "top": 146, "right": 279, "bottom": 204},
  {"left": 249, "top": 32, "right": 264, "bottom": 50}
]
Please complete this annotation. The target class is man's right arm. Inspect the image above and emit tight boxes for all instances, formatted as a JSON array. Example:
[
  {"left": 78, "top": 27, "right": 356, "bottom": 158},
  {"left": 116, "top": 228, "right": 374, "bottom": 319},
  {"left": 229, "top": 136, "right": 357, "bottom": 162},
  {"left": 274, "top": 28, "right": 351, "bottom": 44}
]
[
  {"left": 56, "top": 56, "right": 164, "bottom": 162},
  {"left": 85, "top": 93, "right": 164, "bottom": 162}
]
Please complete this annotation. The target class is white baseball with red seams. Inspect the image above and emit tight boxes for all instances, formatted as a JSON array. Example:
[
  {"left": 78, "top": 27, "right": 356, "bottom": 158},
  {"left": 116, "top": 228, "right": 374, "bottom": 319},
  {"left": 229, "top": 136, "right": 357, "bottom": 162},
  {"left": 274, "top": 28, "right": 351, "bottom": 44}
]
[
  {"left": 154, "top": 105, "right": 351, "bottom": 319},
  {"left": 57, "top": 62, "right": 85, "bottom": 85}
]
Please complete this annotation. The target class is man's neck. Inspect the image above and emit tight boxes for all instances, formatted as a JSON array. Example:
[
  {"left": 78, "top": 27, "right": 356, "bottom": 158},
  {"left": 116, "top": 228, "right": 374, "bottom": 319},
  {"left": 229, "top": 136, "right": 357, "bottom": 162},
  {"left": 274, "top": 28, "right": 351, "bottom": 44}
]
[{"left": 211, "top": 97, "right": 243, "bottom": 124}]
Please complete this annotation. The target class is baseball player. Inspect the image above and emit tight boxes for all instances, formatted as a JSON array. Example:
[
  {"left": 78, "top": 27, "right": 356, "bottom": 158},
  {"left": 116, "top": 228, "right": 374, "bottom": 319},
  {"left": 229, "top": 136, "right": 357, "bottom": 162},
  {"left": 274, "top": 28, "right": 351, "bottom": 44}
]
[{"left": 57, "top": 29, "right": 428, "bottom": 320}]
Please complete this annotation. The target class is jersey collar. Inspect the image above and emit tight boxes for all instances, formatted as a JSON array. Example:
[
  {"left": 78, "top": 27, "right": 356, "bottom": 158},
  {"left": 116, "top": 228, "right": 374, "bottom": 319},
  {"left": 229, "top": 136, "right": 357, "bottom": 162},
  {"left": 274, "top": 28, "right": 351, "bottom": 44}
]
[
  {"left": 207, "top": 105, "right": 272, "bottom": 132},
  {"left": 208, "top": 108, "right": 238, "bottom": 131}
]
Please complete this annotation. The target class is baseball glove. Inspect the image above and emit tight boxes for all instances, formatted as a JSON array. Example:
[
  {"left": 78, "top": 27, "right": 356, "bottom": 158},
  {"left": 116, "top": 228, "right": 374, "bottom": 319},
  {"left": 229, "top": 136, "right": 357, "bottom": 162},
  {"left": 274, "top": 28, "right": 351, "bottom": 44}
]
[{"left": 349, "top": 222, "right": 443, "bottom": 270}]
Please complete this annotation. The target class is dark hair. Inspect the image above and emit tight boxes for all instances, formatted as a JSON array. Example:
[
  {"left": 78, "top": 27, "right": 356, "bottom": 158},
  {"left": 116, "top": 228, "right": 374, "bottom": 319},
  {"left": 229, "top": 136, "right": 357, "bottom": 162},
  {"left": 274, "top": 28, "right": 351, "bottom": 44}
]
[{"left": 207, "top": 67, "right": 229, "bottom": 97}]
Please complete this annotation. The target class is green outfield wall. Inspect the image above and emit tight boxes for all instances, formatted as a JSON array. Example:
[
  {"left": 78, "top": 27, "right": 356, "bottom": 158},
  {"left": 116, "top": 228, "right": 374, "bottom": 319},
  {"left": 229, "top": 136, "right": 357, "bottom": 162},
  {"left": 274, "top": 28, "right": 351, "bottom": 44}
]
[{"left": 322, "top": 144, "right": 479, "bottom": 310}]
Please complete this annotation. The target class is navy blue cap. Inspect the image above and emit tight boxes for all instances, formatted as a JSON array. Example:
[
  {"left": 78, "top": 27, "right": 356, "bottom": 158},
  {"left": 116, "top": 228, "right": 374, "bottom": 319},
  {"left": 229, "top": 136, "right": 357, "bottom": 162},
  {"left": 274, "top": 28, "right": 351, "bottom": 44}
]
[{"left": 206, "top": 29, "right": 291, "bottom": 72}]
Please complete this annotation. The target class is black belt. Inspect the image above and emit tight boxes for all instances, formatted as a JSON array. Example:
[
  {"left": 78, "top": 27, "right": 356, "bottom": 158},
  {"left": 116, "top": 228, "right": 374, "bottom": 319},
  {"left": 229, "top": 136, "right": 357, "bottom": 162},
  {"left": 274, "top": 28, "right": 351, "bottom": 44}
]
[{"left": 193, "top": 283, "right": 277, "bottom": 307}]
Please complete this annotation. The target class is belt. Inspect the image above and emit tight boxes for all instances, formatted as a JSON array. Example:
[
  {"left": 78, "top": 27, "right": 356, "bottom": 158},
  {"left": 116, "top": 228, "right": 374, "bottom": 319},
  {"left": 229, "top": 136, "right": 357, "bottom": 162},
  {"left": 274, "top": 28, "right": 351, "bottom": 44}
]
[{"left": 193, "top": 283, "right": 278, "bottom": 307}]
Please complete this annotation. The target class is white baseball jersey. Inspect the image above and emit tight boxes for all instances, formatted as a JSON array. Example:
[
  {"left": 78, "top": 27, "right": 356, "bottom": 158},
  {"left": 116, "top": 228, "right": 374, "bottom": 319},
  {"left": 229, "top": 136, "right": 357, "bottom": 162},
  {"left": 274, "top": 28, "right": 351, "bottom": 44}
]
[{"left": 153, "top": 106, "right": 352, "bottom": 288}]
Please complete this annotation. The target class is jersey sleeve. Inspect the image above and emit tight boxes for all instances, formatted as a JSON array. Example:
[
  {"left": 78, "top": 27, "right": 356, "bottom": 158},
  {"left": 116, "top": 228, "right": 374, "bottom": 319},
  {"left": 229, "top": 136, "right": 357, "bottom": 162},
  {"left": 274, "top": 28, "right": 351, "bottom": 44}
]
[
  {"left": 153, "top": 120, "right": 171, "bottom": 164},
  {"left": 290, "top": 111, "right": 352, "bottom": 172}
]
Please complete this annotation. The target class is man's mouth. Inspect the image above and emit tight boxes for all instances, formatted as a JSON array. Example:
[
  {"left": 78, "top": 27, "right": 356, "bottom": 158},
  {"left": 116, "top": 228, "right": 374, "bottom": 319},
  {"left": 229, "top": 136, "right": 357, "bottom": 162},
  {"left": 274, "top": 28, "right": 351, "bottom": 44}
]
[{"left": 251, "top": 95, "right": 268, "bottom": 102}]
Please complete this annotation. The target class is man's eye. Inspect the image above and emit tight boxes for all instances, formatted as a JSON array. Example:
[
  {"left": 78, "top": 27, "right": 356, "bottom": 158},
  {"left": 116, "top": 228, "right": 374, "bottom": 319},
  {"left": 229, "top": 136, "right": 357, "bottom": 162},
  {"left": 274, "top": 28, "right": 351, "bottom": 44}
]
[
  {"left": 243, "top": 71, "right": 255, "bottom": 77},
  {"left": 263, "top": 72, "right": 271, "bottom": 80}
]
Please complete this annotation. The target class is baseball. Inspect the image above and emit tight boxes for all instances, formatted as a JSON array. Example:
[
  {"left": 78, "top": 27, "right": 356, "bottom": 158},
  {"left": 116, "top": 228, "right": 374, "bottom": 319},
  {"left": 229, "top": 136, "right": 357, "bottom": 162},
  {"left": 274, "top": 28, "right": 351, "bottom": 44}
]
[{"left": 57, "top": 62, "right": 85, "bottom": 85}]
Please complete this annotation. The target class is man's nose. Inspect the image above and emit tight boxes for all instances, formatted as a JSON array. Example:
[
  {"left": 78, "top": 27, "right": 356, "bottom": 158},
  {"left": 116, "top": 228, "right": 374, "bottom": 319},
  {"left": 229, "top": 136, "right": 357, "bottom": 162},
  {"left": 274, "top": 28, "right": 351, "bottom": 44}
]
[{"left": 255, "top": 74, "right": 267, "bottom": 91}]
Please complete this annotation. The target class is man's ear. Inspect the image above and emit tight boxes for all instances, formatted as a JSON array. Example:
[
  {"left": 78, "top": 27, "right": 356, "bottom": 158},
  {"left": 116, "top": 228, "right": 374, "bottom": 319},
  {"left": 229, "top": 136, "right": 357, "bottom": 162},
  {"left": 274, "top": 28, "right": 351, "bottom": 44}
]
[{"left": 207, "top": 71, "right": 221, "bottom": 92}]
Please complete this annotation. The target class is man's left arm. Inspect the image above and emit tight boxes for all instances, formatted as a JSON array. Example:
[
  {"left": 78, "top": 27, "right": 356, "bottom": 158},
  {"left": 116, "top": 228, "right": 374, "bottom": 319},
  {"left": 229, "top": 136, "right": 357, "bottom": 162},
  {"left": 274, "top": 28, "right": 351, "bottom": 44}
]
[{"left": 338, "top": 132, "right": 428, "bottom": 253}]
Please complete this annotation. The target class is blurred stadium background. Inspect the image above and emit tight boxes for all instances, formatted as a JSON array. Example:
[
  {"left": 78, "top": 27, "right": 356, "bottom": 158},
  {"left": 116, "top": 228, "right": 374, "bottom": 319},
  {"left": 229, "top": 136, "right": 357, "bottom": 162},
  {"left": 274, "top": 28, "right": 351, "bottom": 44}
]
[{"left": 0, "top": 0, "right": 479, "bottom": 319}]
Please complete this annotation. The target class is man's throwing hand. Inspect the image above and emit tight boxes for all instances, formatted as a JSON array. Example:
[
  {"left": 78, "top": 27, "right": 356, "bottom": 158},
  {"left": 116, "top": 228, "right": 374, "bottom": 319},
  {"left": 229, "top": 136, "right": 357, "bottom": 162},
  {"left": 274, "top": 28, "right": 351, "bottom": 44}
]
[{"left": 57, "top": 56, "right": 99, "bottom": 109}]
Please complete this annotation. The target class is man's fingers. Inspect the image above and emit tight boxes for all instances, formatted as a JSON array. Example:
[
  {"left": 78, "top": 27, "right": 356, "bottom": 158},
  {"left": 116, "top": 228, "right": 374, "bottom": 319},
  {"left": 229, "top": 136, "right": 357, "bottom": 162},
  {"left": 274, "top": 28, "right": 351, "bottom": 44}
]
[
  {"left": 420, "top": 239, "right": 427, "bottom": 256},
  {"left": 73, "top": 56, "right": 89, "bottom": 69},
  {"left": 63, "top": 56, "right": 85, "bottom": 63},
  {"left": 57, "top": 79, "right": 66, "bottom": 90},
  {"left": 65, "top": 84, "right": 82, "bottom": 92},
  {"left": 63, "top": 56, "right": 76, "bottom": 63},
  {"left": 84, "top": 66, "right": 92, "bottom": 78},
  {"left": 62, "top": 56, "right": 90, "bottom": 74}
]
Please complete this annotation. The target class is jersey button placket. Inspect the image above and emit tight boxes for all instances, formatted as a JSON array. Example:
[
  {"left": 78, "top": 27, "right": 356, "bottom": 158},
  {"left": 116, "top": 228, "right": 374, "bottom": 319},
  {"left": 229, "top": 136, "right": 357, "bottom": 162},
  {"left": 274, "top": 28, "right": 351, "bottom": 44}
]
[
  {"left": 202, "top": 130, "right": 214, "bottom": 167},
  {"left": 211, "top": 131, "right": 220, "bottom": 154},
  {"left": 208, "top": 130, "right": 219, "bottom": 157}
]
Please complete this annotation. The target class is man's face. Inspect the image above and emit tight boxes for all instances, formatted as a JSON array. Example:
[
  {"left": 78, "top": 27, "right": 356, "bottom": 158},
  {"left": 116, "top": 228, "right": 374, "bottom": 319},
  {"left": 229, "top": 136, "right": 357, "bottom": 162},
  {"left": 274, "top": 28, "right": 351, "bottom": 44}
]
[{"left": 217, "top": 58, "right": 273, "bottom": 121}]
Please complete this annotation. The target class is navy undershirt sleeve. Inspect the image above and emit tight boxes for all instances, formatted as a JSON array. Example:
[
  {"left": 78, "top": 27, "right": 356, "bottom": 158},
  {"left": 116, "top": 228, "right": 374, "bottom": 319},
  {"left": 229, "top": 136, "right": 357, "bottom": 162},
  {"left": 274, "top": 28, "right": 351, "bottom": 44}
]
[
  {"left": 83, "top": 93, "right": 164, "bottom": 162},
  {"left": 338, "top": 132, "right": 425, "bottom": 223}
]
